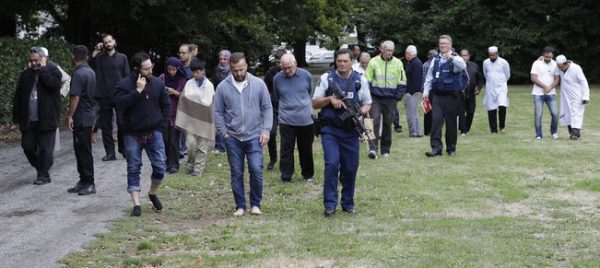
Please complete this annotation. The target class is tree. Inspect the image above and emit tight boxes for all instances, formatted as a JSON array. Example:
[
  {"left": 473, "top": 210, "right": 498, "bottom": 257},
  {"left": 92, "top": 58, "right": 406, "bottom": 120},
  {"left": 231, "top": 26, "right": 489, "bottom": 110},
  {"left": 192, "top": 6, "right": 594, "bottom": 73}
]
[{"left": 264, "top": 0, "right": 353, "bottom": 66}]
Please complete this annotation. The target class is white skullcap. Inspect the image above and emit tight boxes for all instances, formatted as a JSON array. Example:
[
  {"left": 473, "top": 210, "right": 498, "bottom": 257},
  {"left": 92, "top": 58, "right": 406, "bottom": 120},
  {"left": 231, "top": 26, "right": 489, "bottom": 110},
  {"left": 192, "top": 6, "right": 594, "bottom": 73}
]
[
  {"left": 40, "top": 47, "right": 49, "bottom": 57},
  {"left": 556, "top": 55, "right": 567, "bottom": 64},
  {"left": 488, "top": 46, "right": 498, "bottom": 53}
]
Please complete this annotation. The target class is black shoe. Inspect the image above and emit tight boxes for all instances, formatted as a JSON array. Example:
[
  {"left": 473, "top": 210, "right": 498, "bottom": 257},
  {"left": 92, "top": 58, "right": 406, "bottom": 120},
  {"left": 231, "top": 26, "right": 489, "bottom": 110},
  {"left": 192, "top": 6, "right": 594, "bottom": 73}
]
[
  {"left": 168, "top": 167, "right": 179, "bottom": 174},
  {"left": 67, "top": 182, "right": 83, "bottom": 193},
  {"left": 78, "top": 184, "right": 97, "bottom": 195},
  {"left": 267, "top": 161, "right": 276, "bottom": 170},
  {"left": 102, "top": 154, "right": 117, "bottom": 161},
  {"left": 279, "top": 179, "right": 291, "bottom": 185},
  {"left": 33, "top": 176, "right": 51, "bottom": 185},
  {"left": 368, "top": 150, "right": 377, "bottom": 159},
  {"left": 394, "top": 126, "right": 403, "bottom": 133},
  {"left": 324, "top": 208, "right": 336, "bottom": 217},
  {"left": 131, "top": 205, "right": 141, "bottom": 217},
  {"left": 148, "top": 193, "right": 163, "bottom": 211},
  {"left": 425, "top": 150, "right": 442, "bottom": 157},
  {"left": 342, "top": 208, "right": 357, "bottom": 214},
  {"left": 447, "top": 151, "right": 456, "bottom": 156}
]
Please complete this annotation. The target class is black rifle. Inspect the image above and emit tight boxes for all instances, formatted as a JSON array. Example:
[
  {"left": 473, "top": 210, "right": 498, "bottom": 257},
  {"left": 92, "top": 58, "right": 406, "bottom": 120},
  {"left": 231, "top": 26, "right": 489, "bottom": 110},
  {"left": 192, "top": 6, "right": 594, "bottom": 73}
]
[{"left": 330, "top": 82, "right": 376, "bottom": 149}]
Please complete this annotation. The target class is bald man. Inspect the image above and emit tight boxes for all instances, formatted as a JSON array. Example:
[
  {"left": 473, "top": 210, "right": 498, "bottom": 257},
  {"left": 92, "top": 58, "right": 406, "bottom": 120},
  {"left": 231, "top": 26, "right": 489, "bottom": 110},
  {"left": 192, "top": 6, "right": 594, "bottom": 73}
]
[
  {"left": 353, "top": 52, "right": 371, "bottom": 75},
  {"left": 272, "top": 54, "right": 315, "bottom": 183}
]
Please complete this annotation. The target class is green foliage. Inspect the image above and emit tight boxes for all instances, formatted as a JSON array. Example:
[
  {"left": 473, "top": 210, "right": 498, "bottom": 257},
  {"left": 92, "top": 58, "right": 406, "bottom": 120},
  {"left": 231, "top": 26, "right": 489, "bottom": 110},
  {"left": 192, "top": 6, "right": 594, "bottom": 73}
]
[
  {"left": 354, "top": 0, "right": 600, "bottom": 83},
  {"left": 0, "top": 37, "right": 73, "bottom": 124}
]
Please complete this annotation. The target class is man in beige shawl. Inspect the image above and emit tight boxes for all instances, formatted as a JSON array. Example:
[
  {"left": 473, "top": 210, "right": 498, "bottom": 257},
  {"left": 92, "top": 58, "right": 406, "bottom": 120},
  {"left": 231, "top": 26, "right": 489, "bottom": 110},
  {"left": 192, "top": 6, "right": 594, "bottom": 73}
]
[{"left": 175, "top": 60, "right": 215, "bottom": 176}]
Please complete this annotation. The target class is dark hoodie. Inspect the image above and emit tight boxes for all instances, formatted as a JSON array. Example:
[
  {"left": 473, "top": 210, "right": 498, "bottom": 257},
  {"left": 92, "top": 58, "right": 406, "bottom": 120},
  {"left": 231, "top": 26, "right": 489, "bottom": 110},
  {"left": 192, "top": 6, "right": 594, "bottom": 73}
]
[{"left": 115, "top": 73, "right": 170, "bottom": 135}]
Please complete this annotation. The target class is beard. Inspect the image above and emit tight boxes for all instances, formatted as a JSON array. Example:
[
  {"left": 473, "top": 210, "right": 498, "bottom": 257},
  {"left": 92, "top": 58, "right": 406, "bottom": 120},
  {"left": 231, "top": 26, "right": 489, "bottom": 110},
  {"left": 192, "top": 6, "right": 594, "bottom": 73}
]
[{"left": 233, "top": 73, "right": 246, "bottom": 82}]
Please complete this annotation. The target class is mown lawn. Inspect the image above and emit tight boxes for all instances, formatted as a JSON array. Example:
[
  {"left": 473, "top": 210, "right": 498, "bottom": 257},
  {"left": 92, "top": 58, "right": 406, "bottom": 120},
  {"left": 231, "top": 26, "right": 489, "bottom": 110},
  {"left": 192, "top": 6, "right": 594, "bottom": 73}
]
[{"left": 60, "top": 85, "right": 600, "bottom": 267}]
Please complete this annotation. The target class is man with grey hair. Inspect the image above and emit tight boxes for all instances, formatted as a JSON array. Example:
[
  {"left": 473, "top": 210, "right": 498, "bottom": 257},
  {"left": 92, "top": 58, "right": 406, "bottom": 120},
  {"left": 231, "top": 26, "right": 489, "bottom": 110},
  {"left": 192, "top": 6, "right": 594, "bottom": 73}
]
[
  {"left": 423, "top": 35, "right": 466, "bottom": 157},
  {"left": 483, "top": 46, "right": 511, "bottom": 134},
  {"left": 353, "top": 52, "right": 371, "bottom": 75},
  {"left": 404, "top": 45, "right": 424, "bottom": 137},
  {"left": 12, "top": 47, "right": 63, "bottom": 185},
  {"left": 273, "top": 54, "right": 315, "bottom": 183},
  {"left": 365, "top": 40, "right": 406, "bottom": 159}
]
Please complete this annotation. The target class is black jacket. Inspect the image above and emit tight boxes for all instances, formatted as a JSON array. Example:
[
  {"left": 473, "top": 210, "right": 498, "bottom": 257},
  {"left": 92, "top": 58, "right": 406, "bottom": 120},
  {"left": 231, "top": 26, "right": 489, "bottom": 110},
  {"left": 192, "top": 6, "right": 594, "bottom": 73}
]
[
  {"left": 12, "top": 62, "right": 63, "bottom": 131},
  {"left": 464, "top": 61, "right": 485, "bottom": 98},
  {"left": 115, "top": 73, "right": 170, "bottom": 135}
]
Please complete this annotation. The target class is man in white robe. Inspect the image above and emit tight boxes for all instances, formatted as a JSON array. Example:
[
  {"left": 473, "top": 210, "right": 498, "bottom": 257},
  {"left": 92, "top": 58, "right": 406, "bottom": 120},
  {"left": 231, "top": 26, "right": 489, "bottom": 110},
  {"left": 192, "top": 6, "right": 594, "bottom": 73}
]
[
  {"left": 483, "top": 46, "right": 510, "bottom": 134},
  {"left": 556, "top": 55, "right": 590, "bottom": 140}
]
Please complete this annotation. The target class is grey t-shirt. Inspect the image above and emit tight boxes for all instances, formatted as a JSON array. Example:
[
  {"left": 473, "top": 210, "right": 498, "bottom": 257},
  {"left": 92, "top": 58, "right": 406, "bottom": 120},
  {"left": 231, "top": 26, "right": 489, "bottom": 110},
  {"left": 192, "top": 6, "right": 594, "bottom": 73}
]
[
  {"left": 273, "top": 68, "right": 314, "bottom": 126},
  {"left": 70, "top": 63, "right": 97, "bottom": 127},
  {"left": 28, "top": 73, "right": 39, "bottom": 122}
]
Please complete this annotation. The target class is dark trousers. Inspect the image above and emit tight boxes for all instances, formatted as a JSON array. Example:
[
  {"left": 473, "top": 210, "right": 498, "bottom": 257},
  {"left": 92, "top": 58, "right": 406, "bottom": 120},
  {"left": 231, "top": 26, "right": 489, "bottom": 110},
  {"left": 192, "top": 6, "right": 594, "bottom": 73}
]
[
  {"left": 321, "top": 126, "right": 359, "bottom": 210},
  {"left": 487, "top": 106, "right": 507, "bottom": 133},
  {"left": 430, "top": 93, "right": 460, "bottom": 153},
  {"left": 268, "top": 112, "right": 278, "bottom": 164},
  {"left": 279, "top": 123, "right": 314, "bottom": 181},
  {"left": 21, "top": 122, "right": 56, "bottom": 178},
  {"left": 458, "top": 95, "right": 476, "bottom": 134},
  {"left": 97, "top": 98, "right": 122, "bottom": 156},
  {"left": 424, "top": 95, "right": 434, "bottom": 136},
  {"left": 369, "top": 96, "right": 396, "bottom": 154},
  {"left": 73, "top": 125, "right": 94, "bottom": 184},
  {"left": 163, "top": 125, "right": 181, "bottom": 169},
  {"left": 393, "top": 102, "right": 401, "bottom": 128}
]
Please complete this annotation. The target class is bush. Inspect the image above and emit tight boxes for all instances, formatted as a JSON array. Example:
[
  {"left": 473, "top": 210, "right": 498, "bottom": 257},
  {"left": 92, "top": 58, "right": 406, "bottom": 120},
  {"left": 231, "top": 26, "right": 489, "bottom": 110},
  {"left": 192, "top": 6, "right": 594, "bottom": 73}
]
[{"left": 0, "top": 37, "right": 74, "bottom": 124}]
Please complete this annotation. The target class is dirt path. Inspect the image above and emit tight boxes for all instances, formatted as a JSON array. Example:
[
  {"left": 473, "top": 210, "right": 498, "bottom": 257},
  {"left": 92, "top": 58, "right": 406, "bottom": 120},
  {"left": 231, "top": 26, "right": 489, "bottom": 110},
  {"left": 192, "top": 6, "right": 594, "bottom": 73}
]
[{"left": 0, "top": 129, "right": 153, "bottom": 268}]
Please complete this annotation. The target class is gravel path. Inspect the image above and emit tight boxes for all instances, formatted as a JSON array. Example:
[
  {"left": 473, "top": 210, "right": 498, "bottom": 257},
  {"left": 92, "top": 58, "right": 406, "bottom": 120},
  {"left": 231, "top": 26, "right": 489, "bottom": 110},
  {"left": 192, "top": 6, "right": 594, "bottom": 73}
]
[{"left": 0, "top": 129, "right": 153, "bottom": 268}]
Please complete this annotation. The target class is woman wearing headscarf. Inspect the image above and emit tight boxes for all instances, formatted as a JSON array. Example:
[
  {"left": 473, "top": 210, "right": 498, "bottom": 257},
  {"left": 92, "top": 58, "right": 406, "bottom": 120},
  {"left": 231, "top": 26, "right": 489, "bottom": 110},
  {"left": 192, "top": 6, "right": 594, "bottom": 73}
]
[
  {"left": 159, "top": 57, "right": 188, "bottom": 173},
  {"left": 212, "top": 49, "right": 231, "bottom": 153}
]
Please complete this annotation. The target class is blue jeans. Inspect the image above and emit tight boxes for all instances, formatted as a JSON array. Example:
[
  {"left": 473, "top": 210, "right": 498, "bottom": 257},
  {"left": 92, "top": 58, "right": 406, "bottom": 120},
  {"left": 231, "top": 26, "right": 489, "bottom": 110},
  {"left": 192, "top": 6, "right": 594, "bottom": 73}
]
[
  {"left": 123, "top": 130, "right": 166, "bottom": 193},
  {"left": 533, "top": 95, "right": 558, "bottom": 138},
  {"left": 224, "top": 137, "right": 263, "bottom": 209},
  {"left": 321, "top": 126, "right": 360, "bottom": 210}
]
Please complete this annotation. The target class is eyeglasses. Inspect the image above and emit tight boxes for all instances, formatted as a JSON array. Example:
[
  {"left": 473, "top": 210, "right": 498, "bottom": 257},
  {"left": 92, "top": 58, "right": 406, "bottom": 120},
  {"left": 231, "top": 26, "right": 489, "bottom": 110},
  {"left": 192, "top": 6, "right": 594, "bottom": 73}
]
[{"left": 141, "top": 64, "right": 154, "bottom": 71}]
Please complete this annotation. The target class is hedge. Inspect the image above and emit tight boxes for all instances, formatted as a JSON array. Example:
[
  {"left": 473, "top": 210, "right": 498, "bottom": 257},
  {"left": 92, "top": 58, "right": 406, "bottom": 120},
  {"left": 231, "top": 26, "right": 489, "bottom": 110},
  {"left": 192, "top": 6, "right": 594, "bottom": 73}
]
[{"left": 0, "top": 37, "right": 74, "bottom": 124}]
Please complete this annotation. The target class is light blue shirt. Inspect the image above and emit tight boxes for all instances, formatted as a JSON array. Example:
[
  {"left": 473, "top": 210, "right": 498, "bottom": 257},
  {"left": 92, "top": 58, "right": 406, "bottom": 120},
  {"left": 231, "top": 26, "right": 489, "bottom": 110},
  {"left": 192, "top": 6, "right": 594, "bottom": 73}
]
[{"left": 313, "top": 71, "right": 372, "bottom": 105}]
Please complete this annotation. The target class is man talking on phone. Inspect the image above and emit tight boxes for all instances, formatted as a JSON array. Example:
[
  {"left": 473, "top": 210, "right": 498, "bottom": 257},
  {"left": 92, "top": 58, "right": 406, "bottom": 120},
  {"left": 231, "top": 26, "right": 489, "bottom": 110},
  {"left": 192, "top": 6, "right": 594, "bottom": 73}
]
[
  {"left": 90, "top": 33, "right": 130, "bottom": 161},
  {"left": 115, "top": 52, "right": 170, "bottom": 217}
]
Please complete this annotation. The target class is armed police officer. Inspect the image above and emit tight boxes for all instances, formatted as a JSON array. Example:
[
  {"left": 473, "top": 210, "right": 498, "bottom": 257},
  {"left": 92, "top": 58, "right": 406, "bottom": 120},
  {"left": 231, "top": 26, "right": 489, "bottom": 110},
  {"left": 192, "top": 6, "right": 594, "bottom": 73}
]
[
  {"left": 312, "top": 49, "right": 372, "bottom": 217},
  {"left": 423, "top": 35, "right": 466, "bottom": 157}
]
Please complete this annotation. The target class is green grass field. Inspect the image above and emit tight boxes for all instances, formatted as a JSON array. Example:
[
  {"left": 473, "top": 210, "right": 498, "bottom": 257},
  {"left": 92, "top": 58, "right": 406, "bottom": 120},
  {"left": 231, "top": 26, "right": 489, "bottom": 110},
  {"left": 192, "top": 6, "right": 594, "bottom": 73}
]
[{"left": 60, "top": 85, "right": 600, "bottom": 267}]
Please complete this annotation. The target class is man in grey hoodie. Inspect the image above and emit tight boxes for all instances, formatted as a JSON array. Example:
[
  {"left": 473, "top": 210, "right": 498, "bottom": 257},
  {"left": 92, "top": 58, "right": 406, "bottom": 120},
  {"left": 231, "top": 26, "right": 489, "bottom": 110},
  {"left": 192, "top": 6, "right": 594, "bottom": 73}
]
[{"left": 214, "top": 52, "right": 273, "bottom": 216}]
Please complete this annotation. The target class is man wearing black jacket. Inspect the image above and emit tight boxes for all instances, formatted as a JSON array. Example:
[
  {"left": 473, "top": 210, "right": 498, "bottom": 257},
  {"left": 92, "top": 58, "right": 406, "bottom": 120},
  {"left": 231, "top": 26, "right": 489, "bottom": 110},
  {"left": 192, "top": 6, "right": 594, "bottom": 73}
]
[
  {"left": 12, "top": 47, "right": 62, "bottom": 185},
  {"left": 458, "top": 49, "right": 485, "bottom": 135},
  {"left": 91, "top": 34, "right": 130, "bottom": 161},
  {"left": 115, "top": 52, "right": 170, "bottom": 217}
]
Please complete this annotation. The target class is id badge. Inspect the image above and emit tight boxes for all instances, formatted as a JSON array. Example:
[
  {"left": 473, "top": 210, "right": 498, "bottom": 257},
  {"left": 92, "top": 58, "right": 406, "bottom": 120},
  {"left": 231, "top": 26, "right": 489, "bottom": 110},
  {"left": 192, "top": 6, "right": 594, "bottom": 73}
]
[{"left": 435, "top": 72, "right": 440, "bottom": 79}]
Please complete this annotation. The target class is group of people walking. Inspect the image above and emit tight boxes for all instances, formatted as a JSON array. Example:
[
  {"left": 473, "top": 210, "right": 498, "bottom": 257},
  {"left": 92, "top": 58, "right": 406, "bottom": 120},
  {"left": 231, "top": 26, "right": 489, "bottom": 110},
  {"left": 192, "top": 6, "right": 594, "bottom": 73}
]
[{"left": 11, "top": 33, "right": 590, "bottom": 218}]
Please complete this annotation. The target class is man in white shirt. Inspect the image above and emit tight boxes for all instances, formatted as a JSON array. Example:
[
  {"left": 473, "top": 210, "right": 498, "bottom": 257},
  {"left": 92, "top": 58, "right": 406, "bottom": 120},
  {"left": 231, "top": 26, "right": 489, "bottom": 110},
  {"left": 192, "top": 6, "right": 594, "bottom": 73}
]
[
  {"left": 483, "top": 46, "right": 511, "bottom": 134},
  {"left": 556, "top": 55, "right": 590, "bottom": 140},
  {"left": 352, "top": 52, "right": 371, "bottom": 75},
  {"left": 530, "top": 47, "right": 560, "bottom": 140}
]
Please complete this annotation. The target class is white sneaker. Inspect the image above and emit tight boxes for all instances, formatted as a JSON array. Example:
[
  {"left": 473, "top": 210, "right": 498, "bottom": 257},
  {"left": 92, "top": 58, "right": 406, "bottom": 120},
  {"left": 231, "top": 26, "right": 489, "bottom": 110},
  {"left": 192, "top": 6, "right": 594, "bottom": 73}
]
[
  {"left": 536, "top": 136, "right": 542, "bottom": 140},
  {"left": 368, "top": 150, "right": 377, "bottom": 159},
  {"left": 233, "top": 208, "right": 245, "bottom": 216},
  {"left": 552, "top": 133, "right": 559, "bottom": 139},
  {"left": 382, "top": 153, "right": 390, "bottom": 159},
  {"left": 250, "top": 206, "right": 261, "bottom": 215}
]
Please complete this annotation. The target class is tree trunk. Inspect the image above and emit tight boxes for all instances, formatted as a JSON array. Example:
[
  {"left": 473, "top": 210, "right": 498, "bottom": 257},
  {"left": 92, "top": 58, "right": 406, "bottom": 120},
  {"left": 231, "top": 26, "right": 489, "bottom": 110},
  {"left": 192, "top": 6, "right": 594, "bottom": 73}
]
[
  {"left": 293, "top": 39, "right": 307, "bottom": 67},
  {"left": 64, "top": 0, "right": 91, "bottom": 44},
  {"left": 0, "top": 13, "right": 16, "bottom": 37}
]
